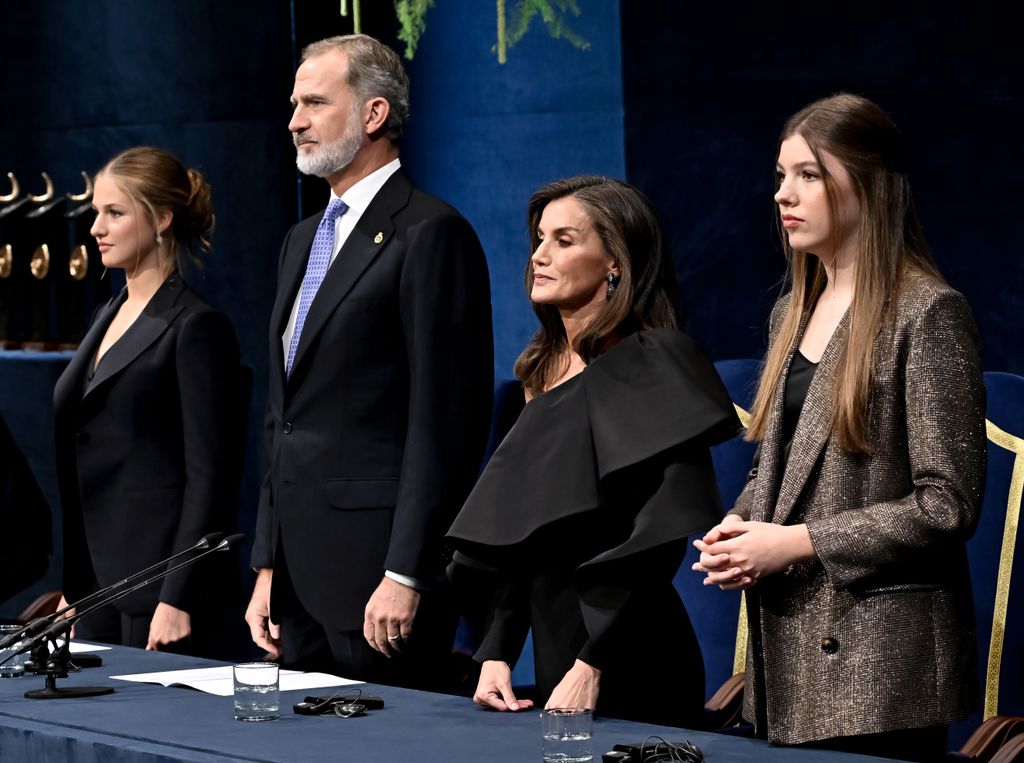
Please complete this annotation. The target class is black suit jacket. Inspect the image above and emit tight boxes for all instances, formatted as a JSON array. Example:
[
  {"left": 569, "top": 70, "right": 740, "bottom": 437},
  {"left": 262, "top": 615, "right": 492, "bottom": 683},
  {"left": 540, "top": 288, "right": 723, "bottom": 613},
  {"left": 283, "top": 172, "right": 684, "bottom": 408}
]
[
  {"left": 54, "top": 276, "right": 243, "bottom": 616},
  {"left": 252, "top": 168, "right": 493, "bottom": 631},
  {"left": 0, "top": 412, "right": 51, "bottom": 604}
]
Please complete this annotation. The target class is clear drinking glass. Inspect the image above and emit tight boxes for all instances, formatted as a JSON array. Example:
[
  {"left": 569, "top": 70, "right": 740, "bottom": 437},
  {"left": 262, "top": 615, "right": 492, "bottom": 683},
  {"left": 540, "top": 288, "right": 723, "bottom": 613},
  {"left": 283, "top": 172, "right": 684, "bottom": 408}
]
[
  {"left": 541, "top": 707, "right": 593, "bottom": 762},
  {"left": 0, "top": 625, "right": 28, "bottom": 679},
  {"left": 233, "top": 662, "right": 280, "bottom": 721}
]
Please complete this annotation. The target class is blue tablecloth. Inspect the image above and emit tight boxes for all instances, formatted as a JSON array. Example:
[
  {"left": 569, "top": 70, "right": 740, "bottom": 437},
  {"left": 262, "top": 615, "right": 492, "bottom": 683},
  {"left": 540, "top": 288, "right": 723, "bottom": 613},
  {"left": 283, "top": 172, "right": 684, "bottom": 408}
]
[{"left": 0, "top": 644, "right": 898, "bottom": 762}]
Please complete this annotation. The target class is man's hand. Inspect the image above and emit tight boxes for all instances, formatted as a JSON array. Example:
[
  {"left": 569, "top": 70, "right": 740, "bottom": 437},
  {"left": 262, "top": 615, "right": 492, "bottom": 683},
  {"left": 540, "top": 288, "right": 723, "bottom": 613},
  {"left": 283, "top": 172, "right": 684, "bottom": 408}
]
[
  {"left": 546, "top": 659, "right": 601, "bottom": 710},
  {"left": 473, "top": 659, "right": 534, "bottom": 711},
  {"left": 147, "top": 602, "right": 191, "bottom": 650},
  {"left": 363, "top": 576, "right": 420, "bottom": 657},
  {"left": 244, "top": 568, "right": 282, "bottom": 659}
]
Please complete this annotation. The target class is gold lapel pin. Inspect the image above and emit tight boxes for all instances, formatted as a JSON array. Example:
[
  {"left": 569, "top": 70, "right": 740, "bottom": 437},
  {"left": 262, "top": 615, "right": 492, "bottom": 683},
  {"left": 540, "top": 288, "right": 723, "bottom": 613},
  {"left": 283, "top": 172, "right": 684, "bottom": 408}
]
[{"left": 374, "top": 232, "right": 384, "bottom": 244}]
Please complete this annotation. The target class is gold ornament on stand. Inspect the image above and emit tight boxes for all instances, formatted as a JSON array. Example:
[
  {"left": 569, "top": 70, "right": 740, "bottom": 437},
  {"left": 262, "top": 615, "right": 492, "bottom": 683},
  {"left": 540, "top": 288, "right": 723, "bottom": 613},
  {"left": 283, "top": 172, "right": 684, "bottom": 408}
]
[
  {"left": 28, "top": 172, "right": 54, "bottom": 203},
  {"left": 68, "top": 171, "right": 93, "bottom": 202},
  {"left": 69, "top": 245, "right": 88, "bottom": 280},
  {"left": 0, "top": 172, "right": 18, "bottom": 203},
  {"left": 30, "top": 244, "right": 50, "bottom": 279}
]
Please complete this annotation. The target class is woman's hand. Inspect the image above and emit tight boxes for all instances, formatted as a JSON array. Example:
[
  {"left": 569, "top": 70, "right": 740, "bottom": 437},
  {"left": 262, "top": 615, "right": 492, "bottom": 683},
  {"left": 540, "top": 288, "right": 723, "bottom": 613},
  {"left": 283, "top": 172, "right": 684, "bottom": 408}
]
[
  {"left": 55, "top": 595, "right": 76, "bottom": 639},
  {"left": 693, "top": 520, "right": 815, "bottom": 589},
  {"left": 701, "top": 512, "right": 744, "bottom": 545},
  {"left": 546, "top": 659, "right": 601, "bottom": 710},
  {"left": 692, "top": 515, "right": 754, "bottom": 589},
  {"left": 473, "top": 659, "right": 534, "bottom": 711},
  {"left": 147, "top": 602, "right": 191, "bottom": 650}
]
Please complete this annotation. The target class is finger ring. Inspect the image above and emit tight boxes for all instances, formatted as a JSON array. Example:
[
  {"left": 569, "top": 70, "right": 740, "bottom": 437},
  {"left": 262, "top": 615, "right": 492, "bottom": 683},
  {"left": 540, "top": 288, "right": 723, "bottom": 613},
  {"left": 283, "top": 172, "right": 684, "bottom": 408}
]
[{"left": 387, "top": 635, "right": 400, "bottom": 641}]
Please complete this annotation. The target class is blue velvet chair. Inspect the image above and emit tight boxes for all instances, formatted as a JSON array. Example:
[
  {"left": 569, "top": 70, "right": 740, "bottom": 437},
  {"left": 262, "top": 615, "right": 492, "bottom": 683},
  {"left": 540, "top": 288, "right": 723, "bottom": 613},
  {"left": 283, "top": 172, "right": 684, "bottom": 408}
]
[
  {"left": 674, "top": 358, "right": 760, "bottom": 727},
  {"left": 949, "top": 371, "right": 1024, "bottom": 759}
]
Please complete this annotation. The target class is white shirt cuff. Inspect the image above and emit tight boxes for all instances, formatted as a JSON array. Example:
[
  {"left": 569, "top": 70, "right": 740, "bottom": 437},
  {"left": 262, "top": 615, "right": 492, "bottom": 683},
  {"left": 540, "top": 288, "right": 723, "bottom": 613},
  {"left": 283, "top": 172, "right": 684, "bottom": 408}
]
[{"left": 385, "top": 570, "right": 426, "bottom": 591}]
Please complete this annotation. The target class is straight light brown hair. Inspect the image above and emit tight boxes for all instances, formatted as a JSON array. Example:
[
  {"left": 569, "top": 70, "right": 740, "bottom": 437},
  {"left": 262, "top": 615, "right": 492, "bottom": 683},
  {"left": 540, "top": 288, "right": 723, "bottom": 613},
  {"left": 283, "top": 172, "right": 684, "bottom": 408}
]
[{"left": 746, "top": 94, "right": 943, "bottom": 453}]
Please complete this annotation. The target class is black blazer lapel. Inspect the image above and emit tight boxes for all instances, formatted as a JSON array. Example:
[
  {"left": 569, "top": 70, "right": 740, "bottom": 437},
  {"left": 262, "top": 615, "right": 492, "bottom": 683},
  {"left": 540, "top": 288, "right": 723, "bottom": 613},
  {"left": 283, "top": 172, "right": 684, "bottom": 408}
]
[
  {"left": 771, "top": 310, "right": 851, "bottom": 526},
  {"left": 55, "top": 291, "right": 125, "bottom": 413},
  {"left": 83, "top": 278, "right": 186, "bottom": 399},
  {"left": 287, "top": 171, "right": 410, "bottom": 379}
]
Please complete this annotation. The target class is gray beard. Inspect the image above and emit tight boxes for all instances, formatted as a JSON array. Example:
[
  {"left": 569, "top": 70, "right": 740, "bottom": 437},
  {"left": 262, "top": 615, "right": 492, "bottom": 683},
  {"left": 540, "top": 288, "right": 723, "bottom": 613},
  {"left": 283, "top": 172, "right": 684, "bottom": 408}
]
[{"left": 294, "top": 128, "right": 363, "bottom": 178}]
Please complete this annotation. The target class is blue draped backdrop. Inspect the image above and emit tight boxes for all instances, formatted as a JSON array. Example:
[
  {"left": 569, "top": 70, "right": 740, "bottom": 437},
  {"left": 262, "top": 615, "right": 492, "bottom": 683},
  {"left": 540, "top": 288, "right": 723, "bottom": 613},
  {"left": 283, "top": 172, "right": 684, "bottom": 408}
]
[{"left": 0, "top": 3, "right": 1020, "bottom": 669}]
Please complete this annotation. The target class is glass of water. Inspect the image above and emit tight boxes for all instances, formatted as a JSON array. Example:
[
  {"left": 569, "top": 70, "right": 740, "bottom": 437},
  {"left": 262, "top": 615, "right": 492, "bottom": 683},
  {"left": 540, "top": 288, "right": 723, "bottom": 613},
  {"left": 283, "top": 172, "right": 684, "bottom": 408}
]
[
  {"left": 541, "top": 707, "right": 592, "bottom": 762},
  {"left": 0, "top": 625, "right": 29, "bottom": 679},
  {"left": 233, "top": 662, "right": 280, "bottom": 721}
]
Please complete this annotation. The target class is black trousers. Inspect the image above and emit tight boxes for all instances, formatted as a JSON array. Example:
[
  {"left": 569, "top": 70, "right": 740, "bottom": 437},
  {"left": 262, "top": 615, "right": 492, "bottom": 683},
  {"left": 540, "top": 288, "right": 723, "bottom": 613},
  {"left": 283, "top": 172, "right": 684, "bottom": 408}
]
[
  {"left": 73, "top": 600, "right": 237, "bottom": 659},
  {"left": 274, "top": 568, "right": 459, "bottom": 693},
  {"left": 74, "top": 603, "right": 153, "bottom": 649}
]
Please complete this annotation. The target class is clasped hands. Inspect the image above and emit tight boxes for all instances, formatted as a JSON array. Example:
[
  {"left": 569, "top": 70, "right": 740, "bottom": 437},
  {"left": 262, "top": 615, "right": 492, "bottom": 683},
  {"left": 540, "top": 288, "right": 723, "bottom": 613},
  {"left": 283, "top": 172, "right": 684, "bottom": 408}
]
[{"left": 691, "top": 514, "right": 815, "bottom": 590}]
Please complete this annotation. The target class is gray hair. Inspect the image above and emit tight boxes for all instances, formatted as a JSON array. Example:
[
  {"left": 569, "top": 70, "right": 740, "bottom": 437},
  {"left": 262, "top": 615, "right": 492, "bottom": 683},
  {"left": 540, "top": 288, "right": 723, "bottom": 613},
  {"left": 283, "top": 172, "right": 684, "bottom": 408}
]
[{"left": 302, "top": 34, "right": 410, "bottom": 143}]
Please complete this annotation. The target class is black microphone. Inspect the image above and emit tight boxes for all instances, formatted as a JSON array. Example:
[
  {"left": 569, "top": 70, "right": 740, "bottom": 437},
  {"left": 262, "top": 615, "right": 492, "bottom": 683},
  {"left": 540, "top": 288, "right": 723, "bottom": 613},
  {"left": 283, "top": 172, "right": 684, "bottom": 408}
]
[
  {"left": 0, "top": 532, "right": 226, "bottom": 651},
  {"left": 6, "top": 533, "right": 244, "bottom": 662}
]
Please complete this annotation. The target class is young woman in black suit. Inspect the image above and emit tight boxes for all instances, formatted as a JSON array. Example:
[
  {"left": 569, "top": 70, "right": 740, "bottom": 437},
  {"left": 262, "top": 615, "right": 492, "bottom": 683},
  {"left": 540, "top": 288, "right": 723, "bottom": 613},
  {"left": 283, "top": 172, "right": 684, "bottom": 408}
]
[{"left": 54, "top": 147, "right": 243, "bottom": 656}]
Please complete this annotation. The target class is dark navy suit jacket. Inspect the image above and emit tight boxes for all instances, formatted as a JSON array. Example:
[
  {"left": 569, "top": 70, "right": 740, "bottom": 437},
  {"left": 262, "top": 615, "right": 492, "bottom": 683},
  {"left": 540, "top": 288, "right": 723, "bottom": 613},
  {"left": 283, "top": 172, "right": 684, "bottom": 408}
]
[{"left": 252, "top": 169, "right": 493, "bottom": 631}]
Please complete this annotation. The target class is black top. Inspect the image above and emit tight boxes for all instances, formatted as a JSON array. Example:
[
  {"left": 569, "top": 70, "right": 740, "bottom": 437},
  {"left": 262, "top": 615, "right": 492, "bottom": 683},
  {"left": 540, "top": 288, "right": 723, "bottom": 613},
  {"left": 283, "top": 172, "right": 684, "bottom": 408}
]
[
  {"left": 779, "top": 350, "right": 818, "bottom": 471},
  {"left": 448, "top": 329, "right": 741, "bottom": 552},
  {"left": 446, "top": 329, "right": 741, "bottom": 721}
]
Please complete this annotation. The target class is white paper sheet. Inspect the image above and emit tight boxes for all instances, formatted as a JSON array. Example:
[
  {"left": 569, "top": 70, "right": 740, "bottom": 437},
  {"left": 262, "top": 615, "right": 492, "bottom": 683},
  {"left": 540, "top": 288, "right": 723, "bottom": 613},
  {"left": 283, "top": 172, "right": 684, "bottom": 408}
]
[{"left": 110, "top": 665, "right": 362, "bottom": 697}]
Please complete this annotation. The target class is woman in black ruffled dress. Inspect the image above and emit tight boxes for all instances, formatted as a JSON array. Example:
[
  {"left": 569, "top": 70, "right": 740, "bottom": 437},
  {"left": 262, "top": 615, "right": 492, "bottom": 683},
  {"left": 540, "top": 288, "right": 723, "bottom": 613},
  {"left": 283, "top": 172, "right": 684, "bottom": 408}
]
[{"left": 447, "top": 176, "right": 740, "bottom": 726}]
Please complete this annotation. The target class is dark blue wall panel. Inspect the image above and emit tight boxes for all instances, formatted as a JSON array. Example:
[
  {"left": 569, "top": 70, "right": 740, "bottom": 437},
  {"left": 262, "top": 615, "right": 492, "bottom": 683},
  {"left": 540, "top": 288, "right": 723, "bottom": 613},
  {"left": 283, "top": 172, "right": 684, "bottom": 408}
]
[
  {"left": 0, "top": 0, "right": 296, "bottom": 623},
  {"left": 400, "top": 2, "right": 627, "bottom": 377},
  {"left": 621, "top": 2, "right": 1023, "bottom": 373}
]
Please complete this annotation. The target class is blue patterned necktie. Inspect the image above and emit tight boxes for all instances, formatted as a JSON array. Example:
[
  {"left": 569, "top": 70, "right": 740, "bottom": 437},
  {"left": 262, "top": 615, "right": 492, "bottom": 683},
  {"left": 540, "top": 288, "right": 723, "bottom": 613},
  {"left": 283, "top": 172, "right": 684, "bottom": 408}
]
[{"left": 285, "top": 197, "right": 349, "bottom": 376}]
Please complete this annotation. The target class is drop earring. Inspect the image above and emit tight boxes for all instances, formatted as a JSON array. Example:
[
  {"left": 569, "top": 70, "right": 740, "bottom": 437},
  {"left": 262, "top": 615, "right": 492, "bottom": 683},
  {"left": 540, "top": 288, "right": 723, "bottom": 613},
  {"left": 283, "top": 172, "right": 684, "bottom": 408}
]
[{"left": 606, "top": 272, "right": 617, "bottom": 299}]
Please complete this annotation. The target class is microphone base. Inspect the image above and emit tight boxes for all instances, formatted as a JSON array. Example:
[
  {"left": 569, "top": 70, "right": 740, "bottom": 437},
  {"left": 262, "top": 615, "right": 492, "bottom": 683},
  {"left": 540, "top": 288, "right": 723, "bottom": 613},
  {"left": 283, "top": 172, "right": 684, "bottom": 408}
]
[
  {"left": 24, "top": 669, "right": 115, "bottom": 699},
  {"left": 25, "top": 685, "right": 114, "bottom": 699}
]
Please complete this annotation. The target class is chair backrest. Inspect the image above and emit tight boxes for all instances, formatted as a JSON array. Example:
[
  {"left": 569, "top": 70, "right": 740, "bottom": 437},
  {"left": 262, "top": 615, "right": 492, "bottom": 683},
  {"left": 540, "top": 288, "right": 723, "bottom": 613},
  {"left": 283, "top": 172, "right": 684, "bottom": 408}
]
[
  {"left": 950, "top": 371, "right": 1024, "bottom": 747},
  {"left": 674, "top": 359, "right": 760, "bottom": 698}
]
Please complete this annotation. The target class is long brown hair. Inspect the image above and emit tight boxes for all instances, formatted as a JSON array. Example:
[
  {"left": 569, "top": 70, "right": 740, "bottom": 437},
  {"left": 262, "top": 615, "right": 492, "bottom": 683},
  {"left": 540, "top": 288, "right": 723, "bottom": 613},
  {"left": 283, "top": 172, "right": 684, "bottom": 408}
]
[
  {"left": 514, "top": 176, "right": 678, "bottom": 397},
  {"left": 746, "top": 94, "right": 943, "bottom": 453},
  {"left": 99, "top": 147, "right": 214, "bottom": 277}
]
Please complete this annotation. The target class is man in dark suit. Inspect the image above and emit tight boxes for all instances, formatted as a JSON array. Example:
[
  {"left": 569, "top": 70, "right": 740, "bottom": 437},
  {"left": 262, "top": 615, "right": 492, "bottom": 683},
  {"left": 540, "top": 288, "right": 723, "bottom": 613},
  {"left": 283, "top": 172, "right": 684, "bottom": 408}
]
[{"left": 245, "top": 34, "right": 493, "bottom": 688}]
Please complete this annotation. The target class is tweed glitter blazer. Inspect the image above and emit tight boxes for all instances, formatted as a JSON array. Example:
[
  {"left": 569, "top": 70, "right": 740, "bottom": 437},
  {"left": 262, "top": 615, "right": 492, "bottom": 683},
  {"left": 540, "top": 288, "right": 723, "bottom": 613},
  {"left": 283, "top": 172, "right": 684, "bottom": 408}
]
[{"left": 732, "top": 272, "right": 986, "bottom": 745}]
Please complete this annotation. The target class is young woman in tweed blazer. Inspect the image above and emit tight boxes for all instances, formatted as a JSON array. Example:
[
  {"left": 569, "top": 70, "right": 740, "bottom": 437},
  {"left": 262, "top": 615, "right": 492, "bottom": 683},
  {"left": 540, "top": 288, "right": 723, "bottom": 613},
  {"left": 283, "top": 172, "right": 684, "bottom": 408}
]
[{"left": 693, "top": 94, "right": 986, "bottom": 761}]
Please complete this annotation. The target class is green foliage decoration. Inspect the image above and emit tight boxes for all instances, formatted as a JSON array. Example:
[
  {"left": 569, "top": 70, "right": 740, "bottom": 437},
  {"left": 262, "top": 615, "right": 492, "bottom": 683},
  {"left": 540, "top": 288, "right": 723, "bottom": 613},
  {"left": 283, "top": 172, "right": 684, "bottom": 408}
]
[
  {"left": 395, "top": 0, "right": 436, "bottom": 60},
  {"left": 340, "top": 0, "right": 362, "bottom": 34},
  {"left": 503, "top": 0, "right": 590, "bottom": 58},
  {"left": 333, "top": 1, "right": 589, "bottom": 63}
]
